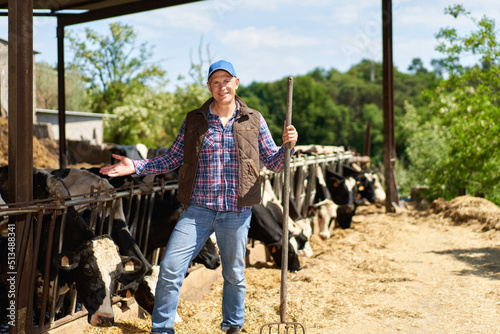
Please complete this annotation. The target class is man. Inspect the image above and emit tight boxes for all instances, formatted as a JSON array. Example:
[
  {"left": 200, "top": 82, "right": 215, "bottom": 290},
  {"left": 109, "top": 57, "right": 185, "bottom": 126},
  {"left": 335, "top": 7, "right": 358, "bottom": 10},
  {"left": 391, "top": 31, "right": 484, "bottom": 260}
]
[{"left": 100, "top": 60, "right": 298, "bottom": 334}]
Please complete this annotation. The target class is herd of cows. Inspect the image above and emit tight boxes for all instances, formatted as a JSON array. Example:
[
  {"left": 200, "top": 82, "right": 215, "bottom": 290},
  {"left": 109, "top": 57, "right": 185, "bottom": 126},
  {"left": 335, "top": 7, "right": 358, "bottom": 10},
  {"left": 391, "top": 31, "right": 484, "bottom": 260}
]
[{"left": 0, "top": 145, "right": 385, "bottom": 330}]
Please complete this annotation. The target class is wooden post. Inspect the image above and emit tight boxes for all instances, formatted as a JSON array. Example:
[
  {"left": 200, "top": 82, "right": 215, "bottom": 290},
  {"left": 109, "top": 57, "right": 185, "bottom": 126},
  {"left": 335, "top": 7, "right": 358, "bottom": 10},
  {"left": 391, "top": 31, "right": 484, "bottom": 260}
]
[
  {"left": 8, "top": 0, "right": 34, "bottom": 332},
  {"left": 57, "top": 22, "right": 67, "bottom": 168},
  {"left": 382, "top": 0, "right": 398, "bottom": 213},
  {"left": 363, "top": 121, "right": 372, "bottom": 157}
]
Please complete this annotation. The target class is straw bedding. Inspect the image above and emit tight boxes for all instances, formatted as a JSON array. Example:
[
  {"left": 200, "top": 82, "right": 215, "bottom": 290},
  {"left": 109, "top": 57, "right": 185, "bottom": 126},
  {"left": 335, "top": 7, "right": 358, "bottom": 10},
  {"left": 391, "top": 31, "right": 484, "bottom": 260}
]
[
  {"left": 431, "top": 195, "right": 500, "bottom": 230},
  {"left": 83, "top": 197, "right": 500, "bottom": 333}
]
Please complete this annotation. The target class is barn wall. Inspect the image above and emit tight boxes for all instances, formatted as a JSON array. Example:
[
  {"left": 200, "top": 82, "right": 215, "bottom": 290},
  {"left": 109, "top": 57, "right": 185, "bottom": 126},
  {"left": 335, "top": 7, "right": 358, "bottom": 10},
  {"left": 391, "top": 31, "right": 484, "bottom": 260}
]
[{"left": 36, "top": 109, "right": 115, "bottom": 145}]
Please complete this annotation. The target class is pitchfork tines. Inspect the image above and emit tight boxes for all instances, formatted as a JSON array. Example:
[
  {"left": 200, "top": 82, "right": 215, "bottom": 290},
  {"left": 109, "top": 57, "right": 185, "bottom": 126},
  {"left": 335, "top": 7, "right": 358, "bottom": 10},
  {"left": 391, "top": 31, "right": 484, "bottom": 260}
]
[{"left": 260, "top": 321, "right": 306, "bottom": 334}]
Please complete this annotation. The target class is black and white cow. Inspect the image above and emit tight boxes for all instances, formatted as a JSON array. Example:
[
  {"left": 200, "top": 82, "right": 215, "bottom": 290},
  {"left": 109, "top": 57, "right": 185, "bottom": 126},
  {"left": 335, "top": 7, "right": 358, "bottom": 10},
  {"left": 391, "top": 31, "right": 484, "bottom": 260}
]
[
  {"left": 47, "top": 168, "right": 153, "bottom": 295},
  {"left": 133, "top": 265, "right": 183, "bottom": 322},
  {"left": 319, "top": 168, "right": 358, "bottom": 229},
  {"left": 309, "top": 199, "right": 338, "bottom": 239},
  {"left": 249, "top": 203, "right": 301, "bottom": 272},
  {"left": 0, "top": 167, "right": 143, "bottom": 326},
  {"left": 47, "top": 168, "right": 117, "bottom": 213},
  {"left": 261, "top": 179, "right": 313, "bottom": 258},
  {"left": 247, "top": 179, "right": 313, "bottom": 272},
  {"left": 341, "top": 164, "right": 386, "bottom": 205},
  {"left": 368, "top": 172, "right": 386, "bottom": 204},
  {"left": 110, "top": 144, "right": 148, "bottom": 164},
  {"left": 80, "top": 168, "right": 220, "bottom": 316},
  {"left": 82, "top": 168, "right": 220, "bottom": 270},
  {"left": 307, "top": 167, "right": 338, "bottom": 238}
]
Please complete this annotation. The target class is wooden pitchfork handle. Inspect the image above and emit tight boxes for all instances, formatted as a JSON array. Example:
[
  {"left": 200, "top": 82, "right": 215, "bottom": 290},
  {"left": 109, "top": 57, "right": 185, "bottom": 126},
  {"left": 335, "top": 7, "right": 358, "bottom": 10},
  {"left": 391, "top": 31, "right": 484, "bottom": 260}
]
[
  {"left": 259, "top": 77, "right": 305, "bottom": 333},
  {"left": 280, "top": 76, "right": 293, "bottom": 323}
]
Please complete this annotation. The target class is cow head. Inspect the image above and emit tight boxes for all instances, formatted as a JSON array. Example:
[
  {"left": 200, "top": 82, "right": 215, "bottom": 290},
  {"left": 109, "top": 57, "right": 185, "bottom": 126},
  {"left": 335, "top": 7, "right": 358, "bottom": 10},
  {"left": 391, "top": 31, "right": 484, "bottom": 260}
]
[
  {"left": 322, "top": 169, "right": 359, "bottom": 229},
  {"left": 132, "top": 266, "right": 183, "bottom": 322},
  {"left": 341, "top": 165, "right": 386, "bottom": 205},
  {"left": 324, "top": 169, "right": 358, "bottom": 206},
  {"left": 337, "top": 204, "right": 356, "bottom": 229},
  {"left": 288, "top": 218, "right": 313, "bottom": 258},
  {"left": 366, "top": 172, "right": 386, "bottom": 204},
  {"left": 192, "top": 238, "right": 221, "bottom": 270},
  {"left": 53, "top": 236, "right": 143, "bottom": 326},
  {"left": 309, "top": 199, "right": 338, "bottom": 239},
  {"left": 354, "top": 173, "right": 377, "bottom": 203},
  {"left": 266, "top": 240, "right": 301, "bottom": 272},
  {"left": 249, "top": 204, "right": 302, "bottom": 272}
]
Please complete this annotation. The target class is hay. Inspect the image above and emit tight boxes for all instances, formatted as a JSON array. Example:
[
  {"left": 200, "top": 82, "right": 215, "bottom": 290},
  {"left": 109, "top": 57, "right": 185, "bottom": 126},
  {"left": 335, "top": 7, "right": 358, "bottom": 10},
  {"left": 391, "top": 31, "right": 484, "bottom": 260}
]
[
  {"left": 431, "top": 195, "right": 500, "bottom": 230},
  {"left": 80, "top": 225, "right": 414, "bottom": 333},
  {"left": 83, "top": 316, "right": 151, "bottom": 334}
]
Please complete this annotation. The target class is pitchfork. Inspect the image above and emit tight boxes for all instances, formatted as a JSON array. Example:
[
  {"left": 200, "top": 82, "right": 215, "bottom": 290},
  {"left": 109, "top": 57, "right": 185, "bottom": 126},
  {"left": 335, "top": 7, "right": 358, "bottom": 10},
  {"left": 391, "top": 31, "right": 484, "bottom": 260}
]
[{"left": 260, "top": 77, "right": 305, "bottom": 334}]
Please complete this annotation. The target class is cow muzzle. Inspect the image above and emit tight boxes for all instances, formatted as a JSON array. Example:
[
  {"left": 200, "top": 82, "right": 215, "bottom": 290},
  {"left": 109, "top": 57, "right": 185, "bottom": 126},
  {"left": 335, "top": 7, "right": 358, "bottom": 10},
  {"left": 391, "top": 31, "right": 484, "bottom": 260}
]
[
  {"left": 338, "top": 204, "right": 355, "bottom": 214},
  {"left": 90, "top": 312, "right": 114, "bottom": 326}
]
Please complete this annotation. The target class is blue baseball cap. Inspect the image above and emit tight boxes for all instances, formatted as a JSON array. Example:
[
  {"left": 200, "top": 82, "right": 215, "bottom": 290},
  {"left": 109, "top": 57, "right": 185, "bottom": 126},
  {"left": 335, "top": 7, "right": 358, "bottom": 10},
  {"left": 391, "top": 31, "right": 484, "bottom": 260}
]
[{"left": 208, "top": 60, "right": 237, "bottom": 80}]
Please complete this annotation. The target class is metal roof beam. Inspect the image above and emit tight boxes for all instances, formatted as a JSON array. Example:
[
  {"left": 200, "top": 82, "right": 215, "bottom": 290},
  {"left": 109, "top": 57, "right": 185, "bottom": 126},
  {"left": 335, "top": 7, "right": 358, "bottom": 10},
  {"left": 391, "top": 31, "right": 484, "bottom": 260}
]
[{"left": 58, "top": 0, "right": 201, "bottom": 26}]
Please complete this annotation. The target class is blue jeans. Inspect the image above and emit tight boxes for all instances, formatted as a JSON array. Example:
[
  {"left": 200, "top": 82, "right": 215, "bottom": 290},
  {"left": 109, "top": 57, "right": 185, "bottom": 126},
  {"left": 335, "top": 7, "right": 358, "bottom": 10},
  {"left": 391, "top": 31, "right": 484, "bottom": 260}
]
[{"left": 151, "top": 203, "right": 251, "bottom": 334}]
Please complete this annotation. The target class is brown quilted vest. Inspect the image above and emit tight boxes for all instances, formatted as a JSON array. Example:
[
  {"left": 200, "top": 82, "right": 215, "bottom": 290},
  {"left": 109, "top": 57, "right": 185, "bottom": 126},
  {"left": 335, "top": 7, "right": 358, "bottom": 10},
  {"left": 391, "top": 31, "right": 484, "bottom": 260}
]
[{"left": 177, "top": 96, "right": 262, "bottom": 210}]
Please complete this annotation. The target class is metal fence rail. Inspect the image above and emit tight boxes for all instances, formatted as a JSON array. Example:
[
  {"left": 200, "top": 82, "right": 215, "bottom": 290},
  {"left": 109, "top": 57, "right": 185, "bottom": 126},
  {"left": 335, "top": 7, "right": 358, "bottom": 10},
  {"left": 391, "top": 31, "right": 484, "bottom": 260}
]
[{"left": 1, "top": 149, "right": 355, "bottom": 333}]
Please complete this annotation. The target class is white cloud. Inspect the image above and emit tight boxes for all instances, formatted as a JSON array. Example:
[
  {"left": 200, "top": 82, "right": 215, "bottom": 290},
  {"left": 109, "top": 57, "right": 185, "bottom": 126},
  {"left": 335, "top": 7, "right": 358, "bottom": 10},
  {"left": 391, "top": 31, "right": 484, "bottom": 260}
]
[
  {"left": 220, "top": 26, "right": 327, "bottom": 50},
  {"left": 308, "top": 1, "right": 381, "bottom": 26},
  {"left": 234, "top": 49, "right": 311, "bottom": 86},
  {"left": 130, "top": 2, "right": 217, "bottom": 36},
  {"left": 393, "top": 36, "right": 440, "bottom": 69}
]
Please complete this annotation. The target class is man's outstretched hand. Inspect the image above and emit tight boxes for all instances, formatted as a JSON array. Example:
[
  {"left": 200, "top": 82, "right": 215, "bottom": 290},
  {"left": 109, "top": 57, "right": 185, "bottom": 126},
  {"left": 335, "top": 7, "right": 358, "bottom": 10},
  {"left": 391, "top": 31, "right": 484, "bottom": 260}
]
[{"left": 99, "top": 154, "right": 136, "bottom": 177}]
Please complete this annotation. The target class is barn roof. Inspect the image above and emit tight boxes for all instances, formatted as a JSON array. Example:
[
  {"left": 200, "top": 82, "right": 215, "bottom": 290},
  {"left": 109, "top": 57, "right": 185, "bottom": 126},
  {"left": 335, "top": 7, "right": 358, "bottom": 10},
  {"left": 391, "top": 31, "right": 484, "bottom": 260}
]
[{"left": 0, "top": 0, "right": 202, "bottom": 26}]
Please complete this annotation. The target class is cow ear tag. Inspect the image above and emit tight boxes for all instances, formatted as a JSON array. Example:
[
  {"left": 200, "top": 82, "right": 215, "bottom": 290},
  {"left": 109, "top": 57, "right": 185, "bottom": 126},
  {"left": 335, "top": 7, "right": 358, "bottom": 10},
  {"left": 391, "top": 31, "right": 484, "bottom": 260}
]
[
  {"left": 359, "top": 186, "right": 365, "bottom": 191},
  {"left": 126, "top": 290, "right": 132, "bottom": 299},
  {"left": 125, "top": 260, "right": 135, "bottom": 272},
  {"left": 61, "top": 256, "right": 70, "bottom": 268}
]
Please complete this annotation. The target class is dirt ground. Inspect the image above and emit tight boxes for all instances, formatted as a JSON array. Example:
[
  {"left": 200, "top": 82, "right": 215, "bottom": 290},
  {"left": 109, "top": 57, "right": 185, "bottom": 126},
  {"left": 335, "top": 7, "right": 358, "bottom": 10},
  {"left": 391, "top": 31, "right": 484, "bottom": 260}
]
[{"left": 83, "top": 196, "right": 500, "bottom": 334}]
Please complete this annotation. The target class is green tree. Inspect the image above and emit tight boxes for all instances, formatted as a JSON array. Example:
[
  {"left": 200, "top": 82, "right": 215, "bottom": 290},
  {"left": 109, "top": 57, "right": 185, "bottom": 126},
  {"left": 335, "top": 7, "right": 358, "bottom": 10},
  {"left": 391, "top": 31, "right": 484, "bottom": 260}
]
[
  {"left": 407, "top": 58, "right": 428, "bottom": 74},
  {"left": 103, "top": 61, "right": 212, "bottom": 146},
  {"left": 166, "top": 61, "right": 211, "bottom": 146},
  {"left": 68, "top": 22, "right": 175, "bottom": 145},
  {"left": 238, "top": 60, "right": 438, "bottom": 164},
  {"left": 404, "top": 4, "right": 500, "bottom": 205},
  {"left": 67, "top": 22, "right": 166, "bottom": 114}
]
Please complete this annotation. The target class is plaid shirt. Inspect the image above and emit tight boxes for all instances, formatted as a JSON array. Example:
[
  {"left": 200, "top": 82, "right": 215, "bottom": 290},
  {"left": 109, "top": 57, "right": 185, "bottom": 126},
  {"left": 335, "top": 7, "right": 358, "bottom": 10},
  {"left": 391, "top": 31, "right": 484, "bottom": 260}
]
[{"left": 134, "top": 104, "right": 287, "bottom": 212}]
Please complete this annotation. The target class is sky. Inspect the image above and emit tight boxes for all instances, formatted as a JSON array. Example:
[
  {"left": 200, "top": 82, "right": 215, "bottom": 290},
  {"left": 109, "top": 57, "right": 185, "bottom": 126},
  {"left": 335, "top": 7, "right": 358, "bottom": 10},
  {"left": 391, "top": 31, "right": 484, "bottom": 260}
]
[{"left": 0, "top": 0, "right": 499, "bottom": 90}]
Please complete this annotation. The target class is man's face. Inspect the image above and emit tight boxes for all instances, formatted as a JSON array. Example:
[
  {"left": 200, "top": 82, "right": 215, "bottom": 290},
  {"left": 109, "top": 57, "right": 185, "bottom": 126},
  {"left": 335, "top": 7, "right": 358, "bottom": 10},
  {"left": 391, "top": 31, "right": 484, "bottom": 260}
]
[{"left": 207, "top": 71, "right": 240, "bottom": 106}]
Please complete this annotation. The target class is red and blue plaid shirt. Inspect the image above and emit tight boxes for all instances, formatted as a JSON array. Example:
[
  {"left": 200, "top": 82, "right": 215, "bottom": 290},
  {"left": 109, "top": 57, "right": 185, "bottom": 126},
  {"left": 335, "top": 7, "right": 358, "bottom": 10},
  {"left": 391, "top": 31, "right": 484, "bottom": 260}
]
[{"left": 134, "top": 104, "right": 287, "bottom": 212}]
